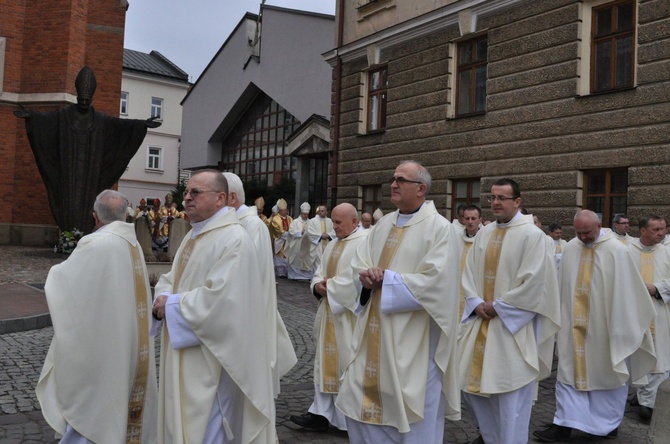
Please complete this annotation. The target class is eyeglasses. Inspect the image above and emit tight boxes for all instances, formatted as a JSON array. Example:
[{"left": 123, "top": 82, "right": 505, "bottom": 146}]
[
  {"left": 389, "top": 176, "right": 423, "bottom": 185},
  {"left": 487, "top": 195, "right": 518, "bottom": 203},
  {"left": 184, "top": 188, "right": 219, "bottom": 198},
  {"left": 615, "top": 221, "right": 630, "bottom": 225}
]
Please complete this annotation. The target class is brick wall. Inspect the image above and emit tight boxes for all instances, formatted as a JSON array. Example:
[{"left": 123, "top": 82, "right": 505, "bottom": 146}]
[{"left": 1, "top": 0, "right": 128, "bottom": 235}]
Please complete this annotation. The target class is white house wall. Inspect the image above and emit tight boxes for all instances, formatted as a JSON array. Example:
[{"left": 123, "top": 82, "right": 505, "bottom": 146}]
[{"left": 119, "top": 73, "right": 189, "bottom": 207}]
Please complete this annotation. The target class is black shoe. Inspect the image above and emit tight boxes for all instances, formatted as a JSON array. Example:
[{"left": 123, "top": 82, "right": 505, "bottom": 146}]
[
  {"left": 629, "top": 393, "right": 639, "bottom": 406},
  {"left": 639, "top": 405, "right": 654, "bottom": 420},
  {"left": 533, "top": 424, "right": 572, "bottom": 443},
  {"left": 471, "top": 435, "right": 485, "bottom": 444},
  {"left": 605, "top": 427, "right": 618, "bottom": 439},
  {"left": 289, "top": 412, "right": 329, "bottom": 432}
]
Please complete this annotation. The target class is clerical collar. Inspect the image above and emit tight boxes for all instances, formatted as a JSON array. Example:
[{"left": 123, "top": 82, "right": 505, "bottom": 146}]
[
  {"left": 341, "top": 226, "right": 360, "bottom": 240},
  {"left": 235, "top": 204, "right": 248, "bottom": 215},
  {"left": 583, "top": 229, "right": 605, "bottom": 248},
  {"left": 496, "top": 211, "right": 522, "bottom": 228},
  {"left": 465, "top": 230, "right": 477, "bottom": 238},
  {"left": 396, "top": 202, "right": 426, "bottom": 228},
  {"left": 190, "top": 206, "right": 231, "bottom": 238}
]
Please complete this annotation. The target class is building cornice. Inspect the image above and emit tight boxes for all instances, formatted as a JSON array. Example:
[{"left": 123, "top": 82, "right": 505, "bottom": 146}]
[
  {"left": 324, "top": 0, "right": 525, "bottom": 66},
  {"left": 0, "top": 92, "right": 77, "bottom": 105}
]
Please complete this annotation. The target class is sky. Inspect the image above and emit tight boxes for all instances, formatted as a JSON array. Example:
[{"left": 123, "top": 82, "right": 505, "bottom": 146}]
[{"left": 124, "top": 0, "right": 336, "bottom": 83}]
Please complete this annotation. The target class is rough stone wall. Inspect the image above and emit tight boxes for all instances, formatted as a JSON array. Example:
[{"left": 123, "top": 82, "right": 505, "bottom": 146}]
[{"left": 333, "top": 0, "right": 670, "bottom": 235}]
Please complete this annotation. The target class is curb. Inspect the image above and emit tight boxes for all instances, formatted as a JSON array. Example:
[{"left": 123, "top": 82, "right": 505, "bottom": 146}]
[{"left": 0, "top": 313, "right": 52, "bottom": 335}]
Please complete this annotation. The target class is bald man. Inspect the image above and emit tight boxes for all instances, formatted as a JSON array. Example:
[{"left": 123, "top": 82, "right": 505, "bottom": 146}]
[
  {"left": 291, "top": 203, "right": 368, "bottom": 431},
  {"left": 534, "top": 210, "right": 656, "bottom": 442}
]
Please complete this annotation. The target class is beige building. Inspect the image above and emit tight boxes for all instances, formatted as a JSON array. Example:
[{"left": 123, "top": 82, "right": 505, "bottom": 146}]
[
  {"left": 118, "top": 49, "right": 190, "bottom": 208},
  {"left": 325, "top": 0, "right": 670, "bottom": 234}
]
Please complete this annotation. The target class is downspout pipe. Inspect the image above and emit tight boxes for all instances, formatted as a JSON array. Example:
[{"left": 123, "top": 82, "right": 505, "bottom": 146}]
[{"left": 330, "top": 0, "right": 345, "bottom": 210}]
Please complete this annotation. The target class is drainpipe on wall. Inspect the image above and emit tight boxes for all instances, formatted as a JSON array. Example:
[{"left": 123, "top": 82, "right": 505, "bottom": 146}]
[{"left": 330, "top": 0, "right": 345, "bottom": 210}]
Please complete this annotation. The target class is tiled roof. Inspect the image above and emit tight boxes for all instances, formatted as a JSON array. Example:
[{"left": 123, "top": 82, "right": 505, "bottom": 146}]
[{"left": 123, "top": 49, "right": 189, "bottom": 82}]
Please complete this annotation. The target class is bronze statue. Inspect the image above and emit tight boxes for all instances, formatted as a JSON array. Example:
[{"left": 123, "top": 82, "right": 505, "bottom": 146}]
[{"left": 14, "top": 66, "right": 161, "bottom": 234}]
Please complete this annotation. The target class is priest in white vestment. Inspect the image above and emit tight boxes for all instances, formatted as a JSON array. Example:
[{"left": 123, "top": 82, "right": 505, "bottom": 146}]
[
  {"left": 611, "top": 213, "right": 637, "bottom": 244},
  {"left": 452, "top": 204, "right": 481, "bottom": 319},
  {"left": 534, "top": 210, "right": 656, "bottom": 442},
  {"left": 223, "top": 172, "right": 297, "bottom": 397},
  {"left": 290, "top": 203, "right": 368, "bottom": 432},
  {"left": 627, "top": 215, "right": 670, "bottom": 420},
  {"left": 306, "top": 205, "right": 335, "bottom": 271},
  {"left": 152, "top": 170, "right": 275, "bottom": 444},
  {"left": 37, "top": 190, "right": 158, "bottom": 444},
  {"left": 269, "top": 199, "right": 292, "bottom": 277},
  {"left": 459, "top": 179, "right": 560, "bottom": 444},
  {"left": 547, "top": 222, "right": 568, "bottom": 270},
  {"left": 285, "top": 202, "right": 314, "bottom": 281},
  {"left": 336, "top": 161, "right": 461, "bottom": 443}
]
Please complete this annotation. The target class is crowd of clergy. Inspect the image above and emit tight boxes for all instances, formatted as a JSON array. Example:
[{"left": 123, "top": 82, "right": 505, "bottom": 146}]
[{"left": 34, "top": 161, "right": 670, "bottom": 444}]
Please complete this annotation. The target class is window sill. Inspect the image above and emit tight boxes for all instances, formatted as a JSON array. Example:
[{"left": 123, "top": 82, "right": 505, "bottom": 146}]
[
  {"left": 145, "top": 169, "right": 164, "bottom": 174},
  {"left": 358, "top": 129, "right": 386, "bottom": 136},
  {"left": 448, "top": 111, "right": 486, "bottom": 120},
  {"left": 575, "top": 85, "right": 637, "bottom": 99}
]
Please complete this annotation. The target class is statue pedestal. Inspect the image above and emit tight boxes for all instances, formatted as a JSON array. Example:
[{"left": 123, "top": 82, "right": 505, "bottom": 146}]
[
  {"left": 168, "top": 218, "right": 189, "bottom": 257},
  {"left": 135, "top": 217, "right": 153, "bottom": 256}
]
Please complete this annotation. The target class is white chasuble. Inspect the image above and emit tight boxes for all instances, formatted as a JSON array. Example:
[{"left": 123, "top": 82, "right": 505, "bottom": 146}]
[
  {"left": 307, "top": 216, "right": 336, "bottom": 270},
  {"left": 238, "top": 206, "right": 297, "bottom": 396},
  {"left": 628, "top": 239, "right": 670, "bottom": 373},
  {"left": 37, "top": 221, "right": 157, "bottom": 444},
  {"left": 336, "top": 201, "right": 462, "bottom": 433},
  {"left": 285, "top": 217, "right": 311, "bottom": 270},
  {"left": 556, "top": 231, "right": 656, "bottom": 390},
  {"left": 155, "top": 209, "right": 274, "bottom": 444},
  {"left": 311, "top": 228, "right": 368, "bottom": 393},
  {"left": 459, "top": 214, "right": 561, "bottom": 395}
]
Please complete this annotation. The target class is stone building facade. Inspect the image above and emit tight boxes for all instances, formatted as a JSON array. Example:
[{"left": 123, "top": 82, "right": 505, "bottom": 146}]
[
  {"left": 325, "top": 0, "right": 670, "bottom": 234},
  {"left": 0, "top": 0, "right": 130, "bottom": 244}
]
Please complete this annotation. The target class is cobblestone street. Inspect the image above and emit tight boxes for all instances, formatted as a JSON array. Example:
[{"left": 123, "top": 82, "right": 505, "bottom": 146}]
[{"left": 0, "top": 246, "right": 653, "bottom": 443}]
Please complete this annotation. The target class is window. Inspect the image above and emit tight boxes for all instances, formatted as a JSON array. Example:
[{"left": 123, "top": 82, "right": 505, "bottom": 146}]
[
  {"left": 451, "top": 178, "right": 481, "bottom": 216},
  {"left": 120, "top": 91, "right": 128, "bottom": 115},
  {"left": 147, "top": 147, "right": 162, "bottom": 170},
  {"left": 591, "top": 0, "right": 635, "bottom": 93},
  {"left": 456, "top": 36, "right": 487, "bottom": 117},
  {"left": 583, "top": 168, "right": 628, "bottom": 227},
  {"left": 362, "top": 185, "right": 382, "bottom": 215},
  {"left": 151, "top": 97, "right": 163, "bottom": 120},
  {"left": 220, "top": 95, "right": 300, "bottom": 187},
  {"left": 367, "top": 66, "right": 388, "bottom": 131}
]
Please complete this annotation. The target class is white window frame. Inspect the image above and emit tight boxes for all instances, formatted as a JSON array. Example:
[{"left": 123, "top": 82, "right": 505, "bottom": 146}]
[
  {"left": 120, "top": 91, "right": 128, "bottom": 115},
  {"left": 146, "top": 146, "right": 163, "bottom": 171},
  {"left": 151, "top": 97, "right": 163, "bottom": 120}
]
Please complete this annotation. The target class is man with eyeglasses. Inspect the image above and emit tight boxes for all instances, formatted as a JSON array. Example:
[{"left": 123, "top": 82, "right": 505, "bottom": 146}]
[
  {"left": 152, "top": 170, "right": 276, "bottom": 443},
  {"left": 611, "top": 214, "right": 636, "bottom": 244},
  {"left": 459, "top": 178, "right": 560, "bottom": 444},
  {"left": 534, "top": 210, "right": 655, "bottom": 442},
  {"left": 336, "top": 160, "right": 461, "bottom": 442}
]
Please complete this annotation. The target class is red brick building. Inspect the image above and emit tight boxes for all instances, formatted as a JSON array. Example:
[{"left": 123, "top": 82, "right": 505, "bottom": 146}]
[{"left": 0, "top": 0, "right": 129, "bottom": 244}]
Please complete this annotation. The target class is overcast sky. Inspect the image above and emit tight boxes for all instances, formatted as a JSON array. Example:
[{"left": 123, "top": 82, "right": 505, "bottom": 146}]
[{"left": 124, "top": 0, "right": 336, "bottom": 83}]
